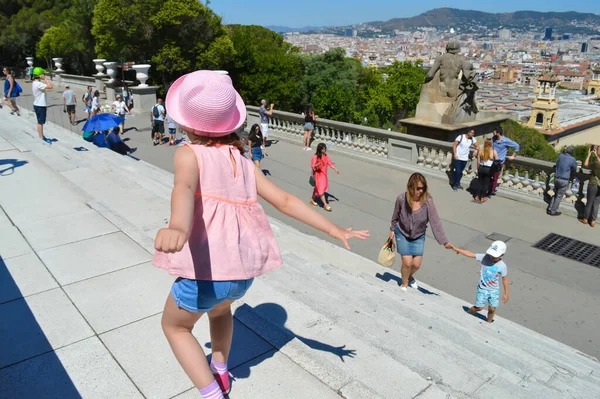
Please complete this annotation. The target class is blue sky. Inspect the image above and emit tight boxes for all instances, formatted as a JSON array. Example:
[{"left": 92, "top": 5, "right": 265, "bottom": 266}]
[{"left": 208, "top": 0, "right": 596, "bottom": 28}]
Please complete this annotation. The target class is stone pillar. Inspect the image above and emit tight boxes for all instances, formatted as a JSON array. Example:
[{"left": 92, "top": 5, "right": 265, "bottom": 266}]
[{"left": 129, "top": 86, "right": 158, "bottom": 115}]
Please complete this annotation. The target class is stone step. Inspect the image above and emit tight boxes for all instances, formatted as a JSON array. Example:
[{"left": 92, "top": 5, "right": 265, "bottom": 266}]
[
  {"left": 268, "top": 254, "right": 593, "bottom": 397},
  {"left": 271, "top": 218, "right": 600, "bottom": 378}
]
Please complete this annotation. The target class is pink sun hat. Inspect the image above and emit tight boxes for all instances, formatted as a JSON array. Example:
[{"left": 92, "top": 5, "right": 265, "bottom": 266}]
[{"left": 165, "top": 70, "right": 246, "bottom": 137}]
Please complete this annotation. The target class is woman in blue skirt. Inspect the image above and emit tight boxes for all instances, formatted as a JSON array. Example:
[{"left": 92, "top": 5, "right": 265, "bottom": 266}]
[{"left": 389, "top": 173, "right": 455, "bottom": 291}]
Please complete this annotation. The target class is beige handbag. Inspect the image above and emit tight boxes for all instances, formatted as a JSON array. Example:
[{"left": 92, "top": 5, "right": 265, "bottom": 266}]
[{"left": 377, "top": 237, "right": 396, "bottom": 267}]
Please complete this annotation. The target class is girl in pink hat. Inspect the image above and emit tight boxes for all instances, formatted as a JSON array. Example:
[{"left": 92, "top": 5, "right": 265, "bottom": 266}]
[{"left": 153, "top": 70, "right": 369, "bottom": 399}]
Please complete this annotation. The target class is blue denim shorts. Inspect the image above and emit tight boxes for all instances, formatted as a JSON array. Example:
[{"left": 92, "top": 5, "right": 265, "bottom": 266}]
[
  {"left": 171, "top": 278, "right": 254, "bottom": 313},
  {"left": 394, "top": 226, "right": 425, "bottom": 256},
  {"left": 475, "top": 287, "right": 500, "bottom": 308}
]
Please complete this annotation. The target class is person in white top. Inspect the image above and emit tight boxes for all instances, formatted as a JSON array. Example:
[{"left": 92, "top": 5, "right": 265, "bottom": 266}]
[
  {"left": 452, "top": 129, "right": 479, "bottom": 191},
  {"left": 111, "top": 94, "right": 130, "bottom": 134},
  {"left": 31, "top": 68, "right": 53, "bottom": 141},
  {"left": 92, "top": 90, "right": 100, "bottom": 115},
  {"left": 474, "top": 138, "right": 499, "bottom": 202}
]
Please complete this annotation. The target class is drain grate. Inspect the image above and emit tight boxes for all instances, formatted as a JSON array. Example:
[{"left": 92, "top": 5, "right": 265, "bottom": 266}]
[{"left": 533, "top": 233, "right": 600, "bottom": 268}]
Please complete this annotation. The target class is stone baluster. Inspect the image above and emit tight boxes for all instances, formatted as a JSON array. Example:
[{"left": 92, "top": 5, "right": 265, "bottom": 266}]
[
  {"left": 431, "top": 148, "right": 440, "bottom": 169},
  {"left": 565, "top": 181, "right": 574, "bottom": 201},
  {"left": 424, "top": 147, "right": 433, "bottom": 168},
  {"left": 437, "top": 149, "right": 445, "bottom": 171},
  {"left": 511, "top": 170, "right": 521, "bottom": 188},
  {"left": 417, "top": 146, "right": 426, "bottom": 166},
  {"left": 521, "top": 171, "right": 531, "bottom": 192},
  {"left": 531, "top": 172, "right": 544, "bottom": 196}
]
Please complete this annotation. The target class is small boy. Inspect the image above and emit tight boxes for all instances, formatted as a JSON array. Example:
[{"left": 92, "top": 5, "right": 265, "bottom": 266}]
[
  {"left": 456, "top": 240, "right": 509, "bottom": 323},
  {"left": 165, "top": 113, "right": 177, "bottom": 146}
]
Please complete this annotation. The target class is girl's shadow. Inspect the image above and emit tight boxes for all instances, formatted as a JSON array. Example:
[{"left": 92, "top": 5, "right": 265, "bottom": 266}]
[{"left": 209, "top": 303, "right": 356, "bottom": 381}]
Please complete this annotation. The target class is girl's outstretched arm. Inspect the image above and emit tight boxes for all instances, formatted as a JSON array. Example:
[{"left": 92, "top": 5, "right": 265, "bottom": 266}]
[
  {"left": 256, "top": 167, "right": 369, "bottom": 249},
  {"left": 155, "top": 146, "right": 198, "bottom": 253}
]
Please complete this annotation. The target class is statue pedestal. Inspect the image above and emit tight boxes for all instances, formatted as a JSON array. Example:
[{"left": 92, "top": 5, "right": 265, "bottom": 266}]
[
  {"left": 400, "top": 111, "right": 511, "bottom": 142},
  {"left": 130, "top": 86, "right": 158, "bottom": 114}
]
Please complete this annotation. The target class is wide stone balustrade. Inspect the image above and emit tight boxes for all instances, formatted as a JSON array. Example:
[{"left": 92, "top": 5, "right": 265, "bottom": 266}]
[
  {"left": 59, "top": 74, "right": 96, "bottom": 90},
  {"left": 246, "top": 106, "right": 592, "bottom": 215}
]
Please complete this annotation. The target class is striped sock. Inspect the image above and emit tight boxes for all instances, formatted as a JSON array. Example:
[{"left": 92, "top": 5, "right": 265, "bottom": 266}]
[
  {"left": 198, "top": 380, "right": 224, "bottom": 399},
  {"left": 210, "top": 359, "right": 228, "bottom": 375}
]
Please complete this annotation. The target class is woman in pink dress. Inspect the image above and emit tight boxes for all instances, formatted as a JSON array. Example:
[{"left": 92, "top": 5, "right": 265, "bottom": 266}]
[{"left": 310, "top": 143, "right": 339, "bottom": 211}]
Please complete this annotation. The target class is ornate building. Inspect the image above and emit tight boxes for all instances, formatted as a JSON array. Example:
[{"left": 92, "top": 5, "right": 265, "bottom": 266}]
[{"left": 527, "top": 73, "right": 560, "bottom": 131}]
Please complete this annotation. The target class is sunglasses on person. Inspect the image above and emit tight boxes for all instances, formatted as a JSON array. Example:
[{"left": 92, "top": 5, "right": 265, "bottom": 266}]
[{"left": 416, "top": 185, "right": 426, "bottom": 192}]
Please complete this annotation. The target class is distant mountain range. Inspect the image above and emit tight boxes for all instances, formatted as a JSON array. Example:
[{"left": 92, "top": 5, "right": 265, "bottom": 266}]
[
  {"left": 368, "top": 8, "right": 600, "bottom": 32},
  {"left": 263, "top": 8, "right": 600, "bottom": 35}
]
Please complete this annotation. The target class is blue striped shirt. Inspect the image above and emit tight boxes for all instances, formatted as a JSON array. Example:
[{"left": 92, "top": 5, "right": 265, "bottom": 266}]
[{"left": 493, "top": 137, "right": 520, "bottom": 162}]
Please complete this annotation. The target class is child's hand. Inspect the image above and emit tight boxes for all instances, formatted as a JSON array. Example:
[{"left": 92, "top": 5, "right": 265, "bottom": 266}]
[
  {"left": 502, "top": 294, "right": 509, "bottom": 304},
  {"left": 155, "top": 228, "right": 188, "bottom": 253},
  {"left": 328, "top": 226, "right": 369, "bottom": 250}
]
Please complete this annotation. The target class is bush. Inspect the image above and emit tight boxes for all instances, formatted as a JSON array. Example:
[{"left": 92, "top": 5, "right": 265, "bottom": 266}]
[{"left": 501, "top": 119, "right": 558, "bottom": 162}]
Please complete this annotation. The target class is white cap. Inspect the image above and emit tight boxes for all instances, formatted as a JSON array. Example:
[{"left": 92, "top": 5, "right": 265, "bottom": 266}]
[{"left": 486, "top": 241, "right": 507, "bottom": 258}]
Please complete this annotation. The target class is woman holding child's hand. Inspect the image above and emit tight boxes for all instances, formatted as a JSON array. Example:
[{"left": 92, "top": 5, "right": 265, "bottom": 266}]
[{"left": 389, "top": 173, "right": 454, "bottom": 292}]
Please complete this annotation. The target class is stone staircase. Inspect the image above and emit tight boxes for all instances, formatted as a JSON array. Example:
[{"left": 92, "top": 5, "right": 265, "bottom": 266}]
[{"left": 3, "top": 113, "right": 600, "bottom": 399}]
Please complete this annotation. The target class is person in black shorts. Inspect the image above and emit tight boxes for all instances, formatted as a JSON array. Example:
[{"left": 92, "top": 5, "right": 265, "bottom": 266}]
[
  {"left": 62, "top": 85, "right": 77, "bottom": 125},
  {"left": 151, "top": 98, "right": 166, "bottom": 145}
]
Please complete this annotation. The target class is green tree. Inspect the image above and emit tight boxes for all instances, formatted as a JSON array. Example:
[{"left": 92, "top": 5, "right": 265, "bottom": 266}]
[
  {"left": 225, "top": 25, "right": 303, "bottom": 111},
  {"left": 296, "top": 48, "right": 362, "bottom": 111},
  {"left": 92, "top": 0, "right": 233, "bottom": 89},
  {"left": 501, "top": 119, "right": 558, "bottom": 162},
  {"left": 0, "top": 0, "right": 70, "bottom": 71}
]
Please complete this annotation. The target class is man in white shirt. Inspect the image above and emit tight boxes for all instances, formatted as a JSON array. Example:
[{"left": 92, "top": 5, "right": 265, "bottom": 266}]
[
  {"left": 31, "top": 68, "right": 53, "bottom": 142},
  {"left": 151, "top": 98, "right": 166, "bottom": 145},
  {"left": 452, "top": 129, "right": 479, "bottom": 191},
  {"left": 62, "top": 85, "right": 77, "bottom": 125}
]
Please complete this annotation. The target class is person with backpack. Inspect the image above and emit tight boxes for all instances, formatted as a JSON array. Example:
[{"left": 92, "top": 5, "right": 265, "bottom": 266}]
[
  {"left": 82, "top": 86, "right": 94, "bottom": 119},
  {"left": 151, "top": 98, "right": 166, "bottom": 145},
  {"left": 3, "top": 67, "right": 21, "bottom": 116},
  {"left": 452, "top": 130, "right": 479, "bottom": 191}
]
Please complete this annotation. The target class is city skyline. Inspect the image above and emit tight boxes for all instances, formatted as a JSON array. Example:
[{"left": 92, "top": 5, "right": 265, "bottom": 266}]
[{"left": 209, "top": 1, "right": 598, "bottom": 28}]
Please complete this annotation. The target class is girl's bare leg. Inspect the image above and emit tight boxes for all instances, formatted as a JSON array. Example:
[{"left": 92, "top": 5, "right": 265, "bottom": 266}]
[{"left": 161, "top": 294, "right": 214, "bottom": 388}]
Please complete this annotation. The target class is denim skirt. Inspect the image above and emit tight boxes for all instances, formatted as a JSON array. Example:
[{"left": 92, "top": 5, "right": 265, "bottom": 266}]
[
  {"left": 251, "top": 147, "right": 263, "bottom": 161},
  {"left": 394, "top": 226, "right": 425, "bottom": 256},
  {"left": 304, "top": 122, "right": 314, "bottom": 131}
]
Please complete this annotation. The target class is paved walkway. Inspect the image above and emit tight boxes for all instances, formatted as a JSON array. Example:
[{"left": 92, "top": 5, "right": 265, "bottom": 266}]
[{"left": 12, "top": 80, "right": 600, "bottom": 360}]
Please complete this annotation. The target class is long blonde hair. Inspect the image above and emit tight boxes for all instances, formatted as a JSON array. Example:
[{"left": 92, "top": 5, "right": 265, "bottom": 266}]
[
  {"left": 482, "top": 138, "right": 493, "bottom": 162},
  {"left": 406, "top": 173, "right": 430, "bottom": 207}
]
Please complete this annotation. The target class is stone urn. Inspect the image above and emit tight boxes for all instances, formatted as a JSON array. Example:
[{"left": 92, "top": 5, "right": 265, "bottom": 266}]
[
  {"left": 93, "top": 58, "right": 106, "bottom": 76},
  {"left": 103, "top": 61, "right": 118, "bottom": 84},
  {"left": 26, "top": 57, "right": 34, "bottom": 68},
  {"left": 52, "top": 57, "right": 64, "bottom": 73},
  {"left": 134, "top": 64, "right": 150, "bottom": 87}
]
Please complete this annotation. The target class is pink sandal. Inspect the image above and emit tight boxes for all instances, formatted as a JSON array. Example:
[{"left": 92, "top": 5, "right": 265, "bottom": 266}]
[{"left": 213, "top": 371, "right": 234, "bottom": 395}]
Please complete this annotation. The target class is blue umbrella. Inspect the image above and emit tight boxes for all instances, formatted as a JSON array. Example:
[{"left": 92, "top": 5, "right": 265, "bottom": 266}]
[{"left": 82, "top": 113, "right": 124, "bottom": 132}]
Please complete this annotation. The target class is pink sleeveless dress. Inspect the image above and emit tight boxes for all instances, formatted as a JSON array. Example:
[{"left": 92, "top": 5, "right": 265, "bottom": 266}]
[{"left": 152, "top": 144, "right": 282, "bottom": 281}]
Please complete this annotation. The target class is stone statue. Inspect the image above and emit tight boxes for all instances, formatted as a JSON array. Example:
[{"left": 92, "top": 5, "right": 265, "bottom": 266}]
[{"left": 417, "top": 40, "right": 479, "bottom": 124}]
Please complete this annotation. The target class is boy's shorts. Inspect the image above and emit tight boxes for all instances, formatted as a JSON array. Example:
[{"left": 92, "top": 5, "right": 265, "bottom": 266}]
[
  {"left": 171, "top": 277, "right": 254, "bottom": 313},
  {"left": 33, "top": 105, "right": 47, "bottom": 125},
  {"left": 475, "top": 287, "right": 500, "bottom": 308},
  {"left": 169, "top": 128, "right": 176, "bottom": 135}
]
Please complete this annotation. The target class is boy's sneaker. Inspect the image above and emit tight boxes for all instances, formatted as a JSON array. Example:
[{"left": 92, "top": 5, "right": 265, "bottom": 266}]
[
  {"left": 452, "top": 186, "right": 458, "bottom": 192},
  {"left": 400, "top": 286, "right": 407, "bottom": 292},
  {"left": 213, "top": 371, "right": 233, "bottom": 395},
  {"left": 409, "top": 279, "right": 419, "bottom": 289}
]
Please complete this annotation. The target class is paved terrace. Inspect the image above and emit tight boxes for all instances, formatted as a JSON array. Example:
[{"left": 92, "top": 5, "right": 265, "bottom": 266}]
[{"left": 1, "top": 82, "right": 599, "bottom": 398}]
